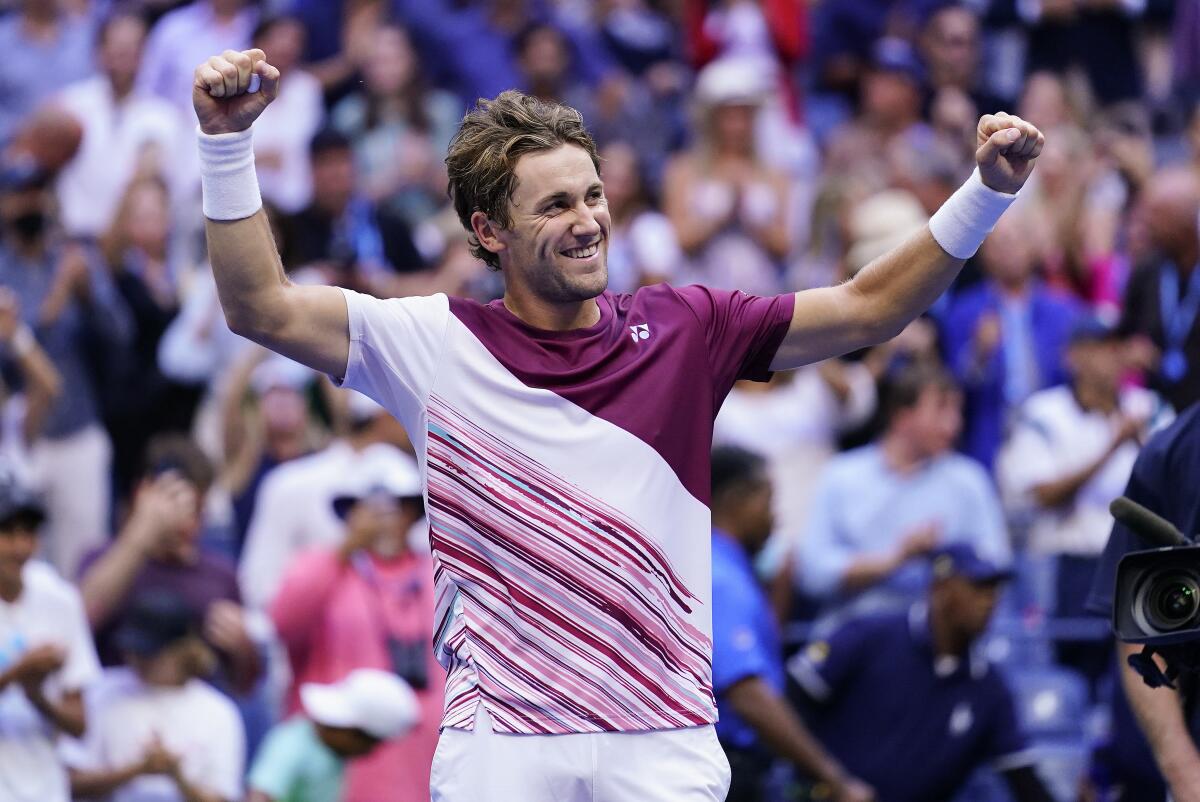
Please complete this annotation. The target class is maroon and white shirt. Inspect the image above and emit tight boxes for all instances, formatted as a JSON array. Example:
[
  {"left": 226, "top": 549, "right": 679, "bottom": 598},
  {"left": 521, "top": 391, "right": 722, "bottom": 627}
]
[{"left": 339, "top": 283, "right": 794, "bottom": 735}]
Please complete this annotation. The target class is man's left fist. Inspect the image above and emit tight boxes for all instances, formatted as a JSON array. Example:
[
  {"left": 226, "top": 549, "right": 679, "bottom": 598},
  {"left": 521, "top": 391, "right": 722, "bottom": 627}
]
[{"left": 975, "top": 112, "right": 1045, "bottom": 195}]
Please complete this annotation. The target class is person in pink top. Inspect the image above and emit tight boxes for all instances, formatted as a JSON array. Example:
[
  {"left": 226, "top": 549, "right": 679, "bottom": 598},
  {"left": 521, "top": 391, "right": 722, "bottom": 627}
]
[{"left": 270, "top": 447, "right": 441, "bottom": 802}]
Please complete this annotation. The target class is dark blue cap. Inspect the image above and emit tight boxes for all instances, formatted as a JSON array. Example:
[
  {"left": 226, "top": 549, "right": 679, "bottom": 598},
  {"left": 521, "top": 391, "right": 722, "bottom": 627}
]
[
  {"left": 930, "top": 543, "right": 1013, "bottom": 584},
  {"left": 1068, "top": 315, "right": 1119, "bottom": 344},
  {"left": 113, "top": 591, "right": 199, "bottom": 657}
]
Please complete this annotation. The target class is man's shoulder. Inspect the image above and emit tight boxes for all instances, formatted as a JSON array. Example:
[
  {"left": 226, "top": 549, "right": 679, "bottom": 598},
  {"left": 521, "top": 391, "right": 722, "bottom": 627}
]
[
  {"left": 1019, "top": 384, "right": 1078, "bottom": 424},
  {"left": 824, "top": 445, "right": 882, "bottom": 480},
  {"left": 933, "top": 450, "right": 993, "bottom": 487},
  {"left": 20, "top": 559, "right": 82, "bottom": 607}
]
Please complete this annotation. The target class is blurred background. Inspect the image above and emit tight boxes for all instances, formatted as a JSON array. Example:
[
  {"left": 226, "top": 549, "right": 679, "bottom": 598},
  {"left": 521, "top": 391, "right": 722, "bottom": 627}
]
[{"left": 0, "top": 0, "right": 1198, "bottom": 801}]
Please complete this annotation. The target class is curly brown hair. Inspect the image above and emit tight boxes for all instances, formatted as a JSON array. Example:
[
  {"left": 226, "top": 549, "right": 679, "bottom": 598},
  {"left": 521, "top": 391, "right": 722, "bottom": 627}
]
[{"left": 445, "top": 90, "right": 600, "bottom": 270}]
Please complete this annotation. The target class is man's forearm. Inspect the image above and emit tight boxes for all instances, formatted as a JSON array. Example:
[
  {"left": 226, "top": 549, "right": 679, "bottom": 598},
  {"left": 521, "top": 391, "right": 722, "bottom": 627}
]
[
  {"left": 79, "top": 531, "right": 149, "bottom": 627},
  {"left": 204, "top": 211, "right": 290, "bottom": 340},
  {"left": 1032, "top": 440, "right": 1120, "bottom": 508},
  {"left": 71, "top": 764, "right": 146, "bottom": 799},
  {"left": 25, "top": 688, "right": 85, "bottom": 738},
  {"left": 1117, "top": 641, "right": 1200, "bottom": 789},
  {"left": 839, "top": 552, "right": 903, "bottom": 595},
  {"left": 727, "top": 676, "right": 848, "bottom": 787}
]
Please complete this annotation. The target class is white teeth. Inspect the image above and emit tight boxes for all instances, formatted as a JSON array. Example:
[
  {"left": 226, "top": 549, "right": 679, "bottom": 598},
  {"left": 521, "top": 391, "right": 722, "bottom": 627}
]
[{"left": 563, "top": 243, "right": 599, "bottom": 259}]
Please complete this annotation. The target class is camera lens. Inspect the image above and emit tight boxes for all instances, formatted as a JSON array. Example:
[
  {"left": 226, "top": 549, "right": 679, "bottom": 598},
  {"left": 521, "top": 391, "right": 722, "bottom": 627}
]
[{"left": 1136, "top": 571, "right": 1200, "bottom": 633}]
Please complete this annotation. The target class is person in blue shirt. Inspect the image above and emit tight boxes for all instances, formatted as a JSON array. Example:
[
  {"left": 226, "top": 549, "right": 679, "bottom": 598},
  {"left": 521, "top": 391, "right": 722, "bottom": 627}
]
[
  {"left": 787, "top": 543, "right": 1055, "bottom": 802},
  {"left": 1086, "top": 402, "right": 1200, "bottom": 802},
  {"left": 710, "top": 446, "right": 874, "bottom": 802}
]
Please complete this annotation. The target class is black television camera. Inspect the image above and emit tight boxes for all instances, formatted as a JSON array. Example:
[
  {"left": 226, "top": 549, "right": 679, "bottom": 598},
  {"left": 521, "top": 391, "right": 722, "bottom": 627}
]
[{"left": 1110, "top": 496, "right": 1200, "bottom": 689}]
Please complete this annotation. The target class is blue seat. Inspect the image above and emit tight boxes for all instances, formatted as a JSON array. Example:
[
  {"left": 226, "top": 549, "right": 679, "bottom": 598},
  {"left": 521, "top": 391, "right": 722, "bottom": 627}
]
[{"left": 1006, "top": 666, "right": 1090, "bottom": 740}]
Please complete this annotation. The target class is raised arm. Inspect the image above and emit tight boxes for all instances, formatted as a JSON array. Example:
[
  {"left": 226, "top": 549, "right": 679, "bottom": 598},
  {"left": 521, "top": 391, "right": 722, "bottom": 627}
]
[
  {"left": 770, "top": 113, "right": 1045, "bottom": 371},
  {"left": 193, "top": 50, "right": 349, "bottom": 379}
]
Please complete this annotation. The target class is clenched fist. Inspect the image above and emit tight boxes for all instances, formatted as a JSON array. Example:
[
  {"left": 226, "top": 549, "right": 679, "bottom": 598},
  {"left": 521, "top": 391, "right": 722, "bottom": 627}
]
[
  {"left": 975, "top": 112, "right": 1045, "bottom": 195},
  {"left": 192, "top": 49, "right": 280, "bottom": 135}
]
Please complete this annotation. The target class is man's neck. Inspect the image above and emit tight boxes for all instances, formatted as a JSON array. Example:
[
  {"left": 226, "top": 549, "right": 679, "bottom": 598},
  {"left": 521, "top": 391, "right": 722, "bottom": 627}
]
[
  {"left": 1072, "top": 380, "right": 1118, "bottom": 415},
  {"left": 502, "top": 291, "right": 600, "bottom": 331},
  {"left": 0, "top": 577, "right": 21, "bottom": 604},
  {"left": 880, "top": 433, "right": 928, "bottom": 474},
  {"left": 929, "top": 605, "right": 971, "bottom": 659},
  {"left": 996, "top": 278, "right": 1030, "bottom": 300},
  {"left": 109, "top": 74, "right": 135, "bottom": 102}
]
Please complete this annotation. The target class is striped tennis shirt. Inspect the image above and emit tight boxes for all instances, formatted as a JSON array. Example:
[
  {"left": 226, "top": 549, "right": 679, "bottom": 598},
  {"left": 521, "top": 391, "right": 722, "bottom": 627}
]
[{"left": 338, "top": 283, "right": 794, "bottom": 735}]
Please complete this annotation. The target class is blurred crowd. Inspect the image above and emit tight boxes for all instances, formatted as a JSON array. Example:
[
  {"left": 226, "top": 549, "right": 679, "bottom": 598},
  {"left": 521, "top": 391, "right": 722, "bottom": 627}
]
[{"left": 1, "top": 0, "right": 1200, "bottom": 800}]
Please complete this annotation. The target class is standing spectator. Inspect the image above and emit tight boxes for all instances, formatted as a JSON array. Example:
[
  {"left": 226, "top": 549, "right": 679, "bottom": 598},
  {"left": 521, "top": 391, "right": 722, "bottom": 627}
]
[
  {"left": 0, "top": 287, "right": 63, "bottom": 477},
  {"left": 77, "top": 436, "right": 261, "bottom": 694},
  {"left": 251, "top": 15, "right": 324, "bottom": 215},
  {"left": 54, "top": 8, "right": 186, "bottom": 238},
  {"left": 997, "top": 317, "right": 1171, "bottom": 689},
  {"left": 62, "top": 590, "right": 245, "bottom": 802},
  {"left": 0, "top": 170, "right": 132, "bottom": 578},
  {"left": 1118, "top": 166, "right": 1200, "bottom": 412},
  {"left": 709, "top": 446, "right": 875, "bottom": 802},
  {"left": 797, "top": 364, "right": 1011, "bottom": 618},
  {"left": 788, "top": 543, "right": 1055, "bottom": 802},
  {"left": 0, "top": 472, "right": 98, "bottom": 802},
  {"left": 920, "top": 4, "right": 1008, "bottom": 120},
  {"left": 0, "top": 0, "right": 95, "bottom": 147},
  {"left": 246, "top": 668, "right": 419, "bottom": 802},
  {"left": 330, "top": 22, "right": 462, "bottom": 226},
  {"left": 940, "top": 208, "right": 1083, "bottom": 470},
  {"left": 270, "top": 447, "right": 441, "bottom": 802},
  {"left": 663, "top": 57, "right": 791, "bottom": 295},
  {"left": 137, "top": 0, "right": 258, "bottom": 120}
]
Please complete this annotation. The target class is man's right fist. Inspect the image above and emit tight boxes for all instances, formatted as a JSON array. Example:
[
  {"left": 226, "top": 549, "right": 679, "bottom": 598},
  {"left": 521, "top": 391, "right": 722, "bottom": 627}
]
[{"left": 192, "top": 49, "right": 279, "bottom": 135}]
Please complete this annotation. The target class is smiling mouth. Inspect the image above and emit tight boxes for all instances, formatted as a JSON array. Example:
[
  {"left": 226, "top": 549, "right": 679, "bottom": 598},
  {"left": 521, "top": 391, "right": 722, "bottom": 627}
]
[{"left": 561, "top": 242, "right": 600, "bottom": 259}]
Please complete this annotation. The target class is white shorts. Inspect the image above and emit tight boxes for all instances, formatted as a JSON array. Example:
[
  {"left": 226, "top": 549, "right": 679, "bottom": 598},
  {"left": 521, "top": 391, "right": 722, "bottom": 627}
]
[{"left": 430, "top": 705, "right": 731, "bottom": 802}]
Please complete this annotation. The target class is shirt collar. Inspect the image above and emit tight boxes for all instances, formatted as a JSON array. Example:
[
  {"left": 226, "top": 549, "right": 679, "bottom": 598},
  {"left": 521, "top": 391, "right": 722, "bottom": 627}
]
[{"left": 907, "top": 602, "right": 988, "bottom": 680}]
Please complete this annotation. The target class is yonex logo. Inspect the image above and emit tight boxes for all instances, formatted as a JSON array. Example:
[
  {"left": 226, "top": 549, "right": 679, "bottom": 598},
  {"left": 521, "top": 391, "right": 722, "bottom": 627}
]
[{"left": 629, "top": 323, "right": 650, "bottom": 343}]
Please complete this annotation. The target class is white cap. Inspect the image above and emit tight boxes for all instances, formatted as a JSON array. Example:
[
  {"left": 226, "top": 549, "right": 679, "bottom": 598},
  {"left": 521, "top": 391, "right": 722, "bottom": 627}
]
[
  {"left": 251, "top": 356, "right": 314, "bottom": 395},
  {"left": 331, "top": 444, "right": 422, "bottom": 517},
  {"left": 845, "top": 189, "right": 929, "bottom": 275},
  {"left": 300, "top": 668, "right": 420, "bottom": 740},
  {"left": 694, "top": 56, "right": 772, "bottom": 108}
]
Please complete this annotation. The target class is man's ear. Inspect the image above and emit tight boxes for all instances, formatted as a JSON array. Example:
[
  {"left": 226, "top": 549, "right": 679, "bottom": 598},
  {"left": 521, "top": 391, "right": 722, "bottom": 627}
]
[{"left": 470, "top": 211, "right": 506, "bottom": 260}]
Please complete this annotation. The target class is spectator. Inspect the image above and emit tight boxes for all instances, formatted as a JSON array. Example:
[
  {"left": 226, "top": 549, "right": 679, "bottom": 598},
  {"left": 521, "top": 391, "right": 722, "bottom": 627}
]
[
  {"left": 787, "top": 543, "right": 1055, "bottom": 802},
  {"left": 137, "top": 0, "right": 258, "bottom": 120},
  {"left": 598, "top": 140, "right": 681, "bottom": 292},
  {"left": 270, "top": 447, "right": 441, "bottom": 802},
  {"left": 78, "top": 436, "right": 261, "bottom": 694},
  {"left": 663, "top": 57, "right": 791, "bottom": 295},
  {"left": 239, "top": 392, "right": 412, "bottom": 612},
  {"left": 1118, "top": 166, "right": 1200, "bottom": 412},
  {"left": 0, "top": 470, "right": 98, "bottom": 802},
  {"left": 709, "top": 446, "right": 875, "bottom": 802},
  {"left": 100, "top": 175, "right": 201, "bottom": 504},
  {"left": 998, "top": 317, "right": 1170, "bottom": 689},
  {"left": 0, "top": 168, "right": 132, "bottom": 578},
  {"left": 940, "top": 207, "right": 1083, "bottom": 470},
  {"left": 0, "top": 287, "right": 63, "bottom": 476},
  {"left": 62, "top": 590, "right": 244, "bottom": 802},
  {"left": 251, "top": 15, "right": 324, "bottom": 215},
  {"left": 246, "top": 668, "right": 420, "bottom": 802},
  {"left": 330, "top": 23, "right": 463, "bottom": 225},
  {"left": 920, "top": 4, "right": 1007, "bottom": 118},
  {"left": 54, "top": 9, "right": 186, "bottom": 238},
  {"left": 278, "top": 128, "right": 427, "bottom": 293},
  {"left": 0, "top": 0, "right": 95, "bottom": 147},
  {"left": 797, "top": 364, "right": 1011, "bottom": 618}
]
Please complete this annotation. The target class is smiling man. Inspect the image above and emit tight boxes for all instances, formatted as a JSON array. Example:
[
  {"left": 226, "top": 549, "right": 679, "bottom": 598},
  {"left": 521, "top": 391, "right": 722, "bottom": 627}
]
[{"left": 191, "top": 48, "right": 1043, "bottom": 802}]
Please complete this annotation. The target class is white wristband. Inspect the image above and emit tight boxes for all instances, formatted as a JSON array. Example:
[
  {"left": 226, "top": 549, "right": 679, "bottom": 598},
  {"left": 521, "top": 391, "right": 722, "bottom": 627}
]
[
  {"left": 928, "top": 168, "right": 1018, "bottom": 260},
  {"left": 197, "top": 127, "right": 262, "bottom": 221}
]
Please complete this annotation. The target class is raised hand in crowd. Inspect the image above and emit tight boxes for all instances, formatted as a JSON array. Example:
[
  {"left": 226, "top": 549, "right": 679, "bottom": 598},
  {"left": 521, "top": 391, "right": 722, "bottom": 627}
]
[
  {"left": 202, "top": 599, "right": 254, "bottom": 660},
  {"left": 37, "top": 242, "right": 91, "bottom": 326}
]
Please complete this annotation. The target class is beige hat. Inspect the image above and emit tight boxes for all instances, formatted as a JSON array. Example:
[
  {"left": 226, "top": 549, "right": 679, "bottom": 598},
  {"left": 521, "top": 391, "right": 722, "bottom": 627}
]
[
  {"left": 845, "top": 189, "right": 929, "bottom": 275},
  {"left": 694, "top": 56, "right": 772, "bottom": 108}
]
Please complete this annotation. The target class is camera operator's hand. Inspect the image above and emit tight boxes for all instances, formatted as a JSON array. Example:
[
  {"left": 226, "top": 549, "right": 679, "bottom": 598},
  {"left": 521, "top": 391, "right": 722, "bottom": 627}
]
[
  {"left": 1168, "top": 767, "right": 1200, "bottom": 802},
  {"left": 832, "top": 776, "right": 877, "bottom": 802}
]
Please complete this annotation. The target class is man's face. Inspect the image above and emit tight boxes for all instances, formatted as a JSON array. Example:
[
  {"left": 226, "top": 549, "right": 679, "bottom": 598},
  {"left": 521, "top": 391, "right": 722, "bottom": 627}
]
[
  {"left": 1068, "top": 339, "right": 1122, "bottom": 394},
  {"left": 923, "top": 8, "right": 979, "bottom": 80},
  {"left": 936, "top": 575, "right": 1002, "bottom": 640},
  {"left": 0, "top": 520, "right": 37, "bottom": 587},
  {"left": 490, "top": 144, "right": 610, "bottom": 304},
  {"left": 99, "top": 15, "right": 146, "bottom": 86},
  {"left": 519, "top": 27, "right": 569, "bottom": 89},
  {"left": 739, "top": 476, "right": 775, "bottom": 554},
  {"left": 897, "top": 385, "right": 963, "bottom": 459},
  {"left": 315, "top": 724, "right": 380, "bottom": 758},
  {"left": 311, "top": 149, "right": 356, "bottom": 214}
]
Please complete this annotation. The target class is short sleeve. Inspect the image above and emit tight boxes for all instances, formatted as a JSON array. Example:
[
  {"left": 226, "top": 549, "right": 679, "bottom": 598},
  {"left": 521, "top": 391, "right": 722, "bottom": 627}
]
[
  {"left": 673, "top": 285, "right": 794, "bottom": 401},
  {"left": 995, "top": 407, "right": 1058, "bottom": 515},
  {"left": 57, "top": 587, "right": 100, "bottom": 692},
  {"left": 338, "top": 289, "right": 451, "bottom": 435},
  {"left": 786, "top": 618, "right": 876, "bottom": 704},
  {"left": 205, "top": 694, "right": 246, "bottom": 802},
  {"left": 711, "top": 579, "right": 772, "bottom": 694},
  {"left": 247, "top": 720, "right": 306, "bottom": 799}
]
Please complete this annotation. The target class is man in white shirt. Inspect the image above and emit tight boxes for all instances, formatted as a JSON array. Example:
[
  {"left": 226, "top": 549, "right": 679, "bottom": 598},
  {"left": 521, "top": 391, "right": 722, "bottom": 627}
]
[
  {"left": 55, "top": 10, "right": 187, "bottom": 237},
  {"left": 0, "top": 472, "right": 101, "bottom": 802}
]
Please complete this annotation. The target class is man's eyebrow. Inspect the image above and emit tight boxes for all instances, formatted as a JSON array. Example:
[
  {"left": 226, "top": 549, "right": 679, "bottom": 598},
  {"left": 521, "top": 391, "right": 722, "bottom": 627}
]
[{"left": 534, "top": 190, "right": 571, "bottom": 209}]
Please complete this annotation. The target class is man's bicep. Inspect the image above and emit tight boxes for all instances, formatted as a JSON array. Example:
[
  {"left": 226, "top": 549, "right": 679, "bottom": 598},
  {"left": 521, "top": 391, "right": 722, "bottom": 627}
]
[
  {"left": 263, "top": 284, "right": 351, "bottom": 380},
  {"left": 770, "top": 285, "right": 879, "bottom": 371}
]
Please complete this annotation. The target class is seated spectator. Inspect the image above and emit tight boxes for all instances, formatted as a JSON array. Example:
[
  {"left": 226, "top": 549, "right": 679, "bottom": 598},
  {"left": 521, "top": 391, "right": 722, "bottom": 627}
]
[
  {"left": 239, "top": 392, "right": 412, "bottom": 612},
  {"left": 0, "top": 168, "right": 132, "bottom": 578},
  {"left": 797, "top": 364, "right": 1010, "bottom": 619},
  {"left": 663, "top": 57, "right": 791, "bottom": 296},
  {"left": 62, "top": 590, "right": 244, "bottom": 802},
  {"left": 0, "top": 470, "right": 98, "bottom": 802},
  {"left": 279, "top": 128, "right": 428, "bottom": 294},
  {"left": 54, "top": 8, "right": 186, "bottom": 238},
  {"left": 709, "top": 446, "right": 874, "bottom": 802},
  {"left": 329, "top": 22, "right": 461, "bottom": 225},
  {"left": 246, "top": 668, "right": 419, "bottom": 802},
  {"left": 788, "top": 544, "right": 1055, "bottom": 802},
  {"left": 270, "top": 447, "right": 441, "bottom": 802},
  {"left": 941, "top": 208, "right": 1083, "bottom": 471},
  {"left": 997, "top": 317, "right": 1171, "bottom": 686},
  {"left": 251, "top": 14, "right": 324, "bottom": 215},
  {"left": 78, "top": 436, "right": 260, "bottom": 693}
]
